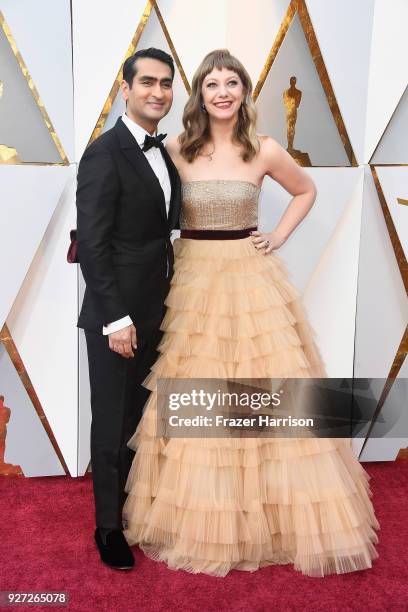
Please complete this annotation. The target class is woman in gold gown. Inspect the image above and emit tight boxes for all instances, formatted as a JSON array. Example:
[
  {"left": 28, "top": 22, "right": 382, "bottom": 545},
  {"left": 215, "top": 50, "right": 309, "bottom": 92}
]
[{"left": 122, "top": 49, "right": 379, "bottom": 577}]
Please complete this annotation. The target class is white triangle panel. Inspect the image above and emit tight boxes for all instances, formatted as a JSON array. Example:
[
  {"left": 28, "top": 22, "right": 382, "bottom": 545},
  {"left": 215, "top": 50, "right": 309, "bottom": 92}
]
[
  {"left": 159, "top": 0, "right": 291, "bottom": 87},
  {"left": 353, "top": 168, "right": 408, "bottom": 461},
  {"left": 103, "top": 6, "right": 189, "bottom": 140},
  {"left": 358, "top": 368, "right": 408, "bottom": 462},
  {"left": 227, "top": 0, "right": 292, "bottom": 88},
  {"left": 259, "top": 168, "right": 360, "bottom": 292},
  {"left": 359, "top": 369, "right": 408, "bottom": 462},
  {"left": 371, "top": 85, "right": 408, "bottom": 164},
  {"left": 375, "top": 166, "right": 408, "bottom": 261},
  {"left": 359, "top": 437, "right": 408, "bottom": 462},
  {"left": 0, "top": 344, "right": 64, "bottom": 476},
  {"left": 303, "top": 169, "right": 364, "bottom": 377},
  {"left": 305, "top": 0, "right": 374, "bottom": 164},
  {"left": 0, "top": 166, "right": 70, "bottom": 330},
  {"left": 72, "top": 0, "right": 149, "bottom": 160},
  {"left": 365, "top": 0, "right": 408, "bottom": 161},
  {"left": 354, "top": 167, "right": 408, "bottom": 380},
  {"left": 1, "top": 0, "right": 74, "bottom": 161},
  {"left": 0, "top": 23, "right": 61, "bottom": 163},
  {"left": 6, "top": 167, "right": 78, "bottom": 476},
  {"left": 155, "top": 0, "right": 227, "bottom": 84},
  {"left": 362, "top": 358, "right": 408, "bottom": 461},
  {"left": 259, "top": 168, "right": 361, "bottom": 374},
  {"left": 256, "top": 14, "right": 348, "bottom": 166}
]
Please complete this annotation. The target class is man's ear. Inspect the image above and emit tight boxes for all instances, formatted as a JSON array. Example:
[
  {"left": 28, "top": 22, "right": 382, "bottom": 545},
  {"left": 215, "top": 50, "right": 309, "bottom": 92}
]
[{"left": 121, "top": 79, "right": 129, "bottom": 102}]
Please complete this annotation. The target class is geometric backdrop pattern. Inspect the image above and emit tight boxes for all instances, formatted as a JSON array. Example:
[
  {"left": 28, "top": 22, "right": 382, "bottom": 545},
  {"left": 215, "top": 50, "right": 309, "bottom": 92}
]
[{"left": 0, "top": 0, "right": 407, "bottom": 476}]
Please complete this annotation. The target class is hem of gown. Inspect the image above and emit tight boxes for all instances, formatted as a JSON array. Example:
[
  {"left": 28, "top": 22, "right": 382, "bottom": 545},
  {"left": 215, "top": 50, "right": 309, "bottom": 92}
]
[{"left": 123, "top": 537, "right": 379, "bottom": 578}]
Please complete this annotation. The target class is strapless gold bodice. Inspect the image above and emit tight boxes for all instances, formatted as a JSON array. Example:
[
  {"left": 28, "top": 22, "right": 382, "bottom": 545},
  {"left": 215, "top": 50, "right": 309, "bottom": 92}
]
[{"left": 180, "top": 180, "right": 260, "bottom": 230}]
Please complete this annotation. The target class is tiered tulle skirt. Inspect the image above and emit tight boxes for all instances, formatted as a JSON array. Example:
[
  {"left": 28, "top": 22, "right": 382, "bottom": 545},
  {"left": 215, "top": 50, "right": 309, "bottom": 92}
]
[{"left": 122, "top": 236, "right": 379, "bottom": 577}]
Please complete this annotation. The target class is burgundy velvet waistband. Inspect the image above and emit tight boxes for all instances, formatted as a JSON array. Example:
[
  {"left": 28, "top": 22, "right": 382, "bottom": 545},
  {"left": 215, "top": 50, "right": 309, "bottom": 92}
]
[{"left": 180, "top": 227, "right": 257, "bottom": 240}]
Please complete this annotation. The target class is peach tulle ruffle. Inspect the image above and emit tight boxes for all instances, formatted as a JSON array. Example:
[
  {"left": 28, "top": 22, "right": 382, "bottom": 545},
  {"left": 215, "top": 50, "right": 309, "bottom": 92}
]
[{"left": 122, "top": 237, "right": 379, "bottom": 577}]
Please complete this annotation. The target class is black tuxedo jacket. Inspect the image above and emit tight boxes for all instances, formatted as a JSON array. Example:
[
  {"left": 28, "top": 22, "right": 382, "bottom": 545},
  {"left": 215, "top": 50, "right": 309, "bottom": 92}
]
[{"left": 76, "top": 117, "right": 181, "bottom": 340}]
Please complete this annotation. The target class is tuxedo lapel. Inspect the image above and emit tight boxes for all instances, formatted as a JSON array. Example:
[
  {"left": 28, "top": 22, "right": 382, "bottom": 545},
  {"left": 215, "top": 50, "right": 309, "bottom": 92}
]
[
  {"left": 160, "top": 145, "right": 181, "bottom": 231},
  {"left": 114, "top": 118, "right": 167, "bottom": 224}
]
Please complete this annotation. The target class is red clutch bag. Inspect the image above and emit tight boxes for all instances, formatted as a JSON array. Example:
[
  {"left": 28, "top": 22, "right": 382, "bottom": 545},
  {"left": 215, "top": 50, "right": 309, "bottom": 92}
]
[{"left": 67, "top": 229, "right": 78, "bottom": 263}]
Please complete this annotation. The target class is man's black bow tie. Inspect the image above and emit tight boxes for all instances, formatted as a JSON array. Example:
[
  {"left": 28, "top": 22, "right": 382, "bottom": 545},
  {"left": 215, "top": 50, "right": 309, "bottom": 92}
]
[{"left": 142, "top": 133, "right": 167, "bottom": 152}]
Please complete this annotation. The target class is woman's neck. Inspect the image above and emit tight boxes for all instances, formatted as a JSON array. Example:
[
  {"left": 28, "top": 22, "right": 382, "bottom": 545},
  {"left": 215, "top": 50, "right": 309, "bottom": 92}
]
[{"left": 208, "top": 116, "right": 237, "bottom": 146}]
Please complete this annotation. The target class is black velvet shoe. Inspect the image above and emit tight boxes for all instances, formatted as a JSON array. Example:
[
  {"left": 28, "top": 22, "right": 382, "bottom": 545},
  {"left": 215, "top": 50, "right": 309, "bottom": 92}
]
[{"left": 94, "top": 528, "right": 135, "bottom": 570}]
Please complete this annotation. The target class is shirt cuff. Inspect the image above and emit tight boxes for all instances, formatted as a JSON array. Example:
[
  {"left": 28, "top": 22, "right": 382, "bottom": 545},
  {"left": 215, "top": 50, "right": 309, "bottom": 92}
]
[{"left": 102, "top": 315, "right": 133, "bottom": 335}]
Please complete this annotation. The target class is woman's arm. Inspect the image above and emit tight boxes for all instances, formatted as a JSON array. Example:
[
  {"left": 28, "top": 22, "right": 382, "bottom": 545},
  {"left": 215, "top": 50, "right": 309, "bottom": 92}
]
[{"left": 251, "top": 136, "right": 317, "bottom": 254}]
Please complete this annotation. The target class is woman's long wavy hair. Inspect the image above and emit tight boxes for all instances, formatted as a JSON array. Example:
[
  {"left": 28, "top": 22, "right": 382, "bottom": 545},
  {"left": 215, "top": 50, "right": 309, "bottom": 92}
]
[{"left": 179, "top": 49, "right": 259, "bottom": 163}]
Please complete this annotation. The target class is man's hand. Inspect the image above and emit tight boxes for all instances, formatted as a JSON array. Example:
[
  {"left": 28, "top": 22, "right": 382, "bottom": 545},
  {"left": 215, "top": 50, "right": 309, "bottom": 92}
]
[{"left": 108, "top": 324, "right": 137, "bottom": 358}]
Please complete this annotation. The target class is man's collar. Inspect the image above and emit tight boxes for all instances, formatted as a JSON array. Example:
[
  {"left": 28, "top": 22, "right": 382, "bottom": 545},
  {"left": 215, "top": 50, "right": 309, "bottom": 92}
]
[{"left": 121, "top": 112, "right": 157, "bottom": 147}]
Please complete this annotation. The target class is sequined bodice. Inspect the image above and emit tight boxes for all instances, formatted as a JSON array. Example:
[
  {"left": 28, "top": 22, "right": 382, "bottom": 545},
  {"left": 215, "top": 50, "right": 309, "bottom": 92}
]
[{"left": 180, "top": 180, "right": 260, "bottom": 230}]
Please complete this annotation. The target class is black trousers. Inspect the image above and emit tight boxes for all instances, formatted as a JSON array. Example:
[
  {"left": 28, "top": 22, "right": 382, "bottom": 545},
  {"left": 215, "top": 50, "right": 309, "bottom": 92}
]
[{"left": 84, "top": 326, "right": 162, "bottom": 529}]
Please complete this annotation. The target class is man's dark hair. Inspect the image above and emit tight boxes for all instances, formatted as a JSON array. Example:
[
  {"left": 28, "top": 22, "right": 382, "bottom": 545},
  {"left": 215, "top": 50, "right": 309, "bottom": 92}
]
[{"left": 123, "top": 48, "right": 175, "bottom": 87}]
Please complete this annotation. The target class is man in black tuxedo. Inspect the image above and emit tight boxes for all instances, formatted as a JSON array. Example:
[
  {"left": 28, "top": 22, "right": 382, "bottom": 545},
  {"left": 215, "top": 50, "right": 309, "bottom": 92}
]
[{"left": 76, "top": 47, "right": 181, "bottom": 570}]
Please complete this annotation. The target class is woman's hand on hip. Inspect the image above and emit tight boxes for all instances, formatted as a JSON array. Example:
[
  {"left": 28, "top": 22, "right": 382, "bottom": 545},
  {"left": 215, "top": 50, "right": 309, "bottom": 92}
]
[{"left": 250, "top": 229, "right": 286, "bottom": 254}]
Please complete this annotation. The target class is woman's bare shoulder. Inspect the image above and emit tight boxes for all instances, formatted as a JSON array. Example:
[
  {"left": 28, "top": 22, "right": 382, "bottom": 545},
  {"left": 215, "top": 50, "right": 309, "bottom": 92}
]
[
  {"left": 256, "top": 135, "right": 289, "bottom": 172},
  {"left": 257, "top": 134, "right": 282, "bottom": 155}
]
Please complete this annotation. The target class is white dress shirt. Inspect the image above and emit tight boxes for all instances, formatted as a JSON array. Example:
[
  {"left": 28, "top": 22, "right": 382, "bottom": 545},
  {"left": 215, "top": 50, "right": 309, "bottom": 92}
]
[{"left": 102, "top": 112, "right": 172, "bottom": 335}]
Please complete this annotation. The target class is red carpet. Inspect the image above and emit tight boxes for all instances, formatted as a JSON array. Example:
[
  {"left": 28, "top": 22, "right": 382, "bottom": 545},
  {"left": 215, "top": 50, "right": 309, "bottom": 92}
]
[{"left": 0, "top": 462, "right": 407, "bottom": 612}]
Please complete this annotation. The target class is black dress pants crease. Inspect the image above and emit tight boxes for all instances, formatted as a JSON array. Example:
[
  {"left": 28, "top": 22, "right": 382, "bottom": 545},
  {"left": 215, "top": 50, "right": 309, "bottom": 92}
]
[{"left": 84, "top": 327, "right": 162, "bottom": 530}]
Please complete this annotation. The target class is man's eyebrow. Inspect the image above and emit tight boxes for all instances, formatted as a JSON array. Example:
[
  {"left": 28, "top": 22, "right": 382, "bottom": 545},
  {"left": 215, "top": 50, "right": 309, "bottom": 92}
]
[{"left": 137, "top": 75, "right": 172, "bottom": 82}]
